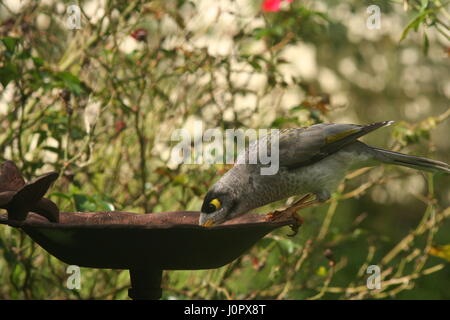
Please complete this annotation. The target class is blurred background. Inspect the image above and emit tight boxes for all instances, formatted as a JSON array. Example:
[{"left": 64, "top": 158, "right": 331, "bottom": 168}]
[{"left": 0, "top": 0, "right": 449, "bottom": 299}]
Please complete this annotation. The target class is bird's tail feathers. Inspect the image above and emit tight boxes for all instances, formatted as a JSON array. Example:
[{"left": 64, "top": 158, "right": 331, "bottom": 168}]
[{"left": 371, "top": 147, "right": 450, "bottom": 174}]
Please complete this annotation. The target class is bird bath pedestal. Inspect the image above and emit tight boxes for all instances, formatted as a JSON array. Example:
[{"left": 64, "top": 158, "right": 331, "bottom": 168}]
[{"left": 0, "top": 161, "right": 298, "bottom": 300}]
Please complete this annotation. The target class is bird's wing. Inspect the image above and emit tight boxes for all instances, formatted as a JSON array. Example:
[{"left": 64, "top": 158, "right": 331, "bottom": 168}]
[{"left": 277, "top": 121, "right": 393, "bottom": 169}]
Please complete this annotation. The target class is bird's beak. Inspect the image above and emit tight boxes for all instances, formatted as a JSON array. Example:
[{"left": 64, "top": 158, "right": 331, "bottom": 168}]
[{"left": 201, "top": 220, "right": 215, "bottom": 227}]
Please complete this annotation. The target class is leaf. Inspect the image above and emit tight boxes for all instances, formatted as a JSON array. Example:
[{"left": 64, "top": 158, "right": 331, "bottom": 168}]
[
  {"left": 430, "top": 244, "right": 450, "bottom": 262},
  {"left": 316, "top": 266, "right": 327, "bottom": 276},
  {"left": 271, "top": 116, "right": 300, "bottom": 128},
  {"left": 2, "top": 244, "right": 17, "bottom": 265},
  {"left": 420, "top": 0, "right": 429, "bottom": 12},
  {"left": 96, "top": 198, "right": 115, "bottom": 211},
  {"left": 0, "top": 63, "right": 19, "bottom": 87},
  {"left": 73, "top": 193, "right": 115, "bottom": 212},
  {"left": 49, "top": 192, "right": 72, "bottom": 201},
  {"left": 247, "top": 58, "right": 262, "bottom": 71},
  {"left": 289, "top": 105, "right": 307, "bottom": 113},
  {"left": 173, "top": 174, "right": 188, "bottom": 185},
  {"left": 35, "top": 130, "right": 48, "bottom": 146},
  {"left": 73, "top": 194, "right": 96, "bottom": 212},
  {"left": 277, "top": 238, "right": 300, "bottom": 254},
  {"left": 399, "top": 10, "right": 432, "bottom": 42},
  {"left": 1, "top": 37, "right": 19, "bottom": 53},
  {"left": 32, "top": 57, "right": 44, "bottom": 68},
  {"left": 11, "top": 263, "right": 25, "bottom": 285},
  {"left": 258, "top": 237, "right": 277, "bottom": 249},
  {"left": 42, "top": 146, "right": 62, "bottom": 156},
  {"left": 253, "top": 27, "right": 271, "bottom": 40},
  {"left": 70, "top": 126, "right": 86, "bottom": 140},
  {"left": 16, "top": 49, "right": 31, "bottom": 60},
  {"left": 423, "top": 32, "right": 429, "bottom": 56},
  {"left": 55, "top": 72, "right": 85, "bottom": 95}
]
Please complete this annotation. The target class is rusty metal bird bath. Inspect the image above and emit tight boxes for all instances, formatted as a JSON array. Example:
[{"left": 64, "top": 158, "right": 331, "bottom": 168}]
[{"left": 0, "top": 161, "right": 297, "bottom": 299}]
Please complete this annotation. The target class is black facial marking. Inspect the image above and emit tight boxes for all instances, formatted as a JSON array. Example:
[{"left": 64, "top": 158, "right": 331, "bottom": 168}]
[
  {"left": 201, "top": 191, "right": 219, "bottom": 215},
  {"left": 201, "top": 190, "right": 236, "bottom": 216},
  {"left": 203, "top": 202, "right": 217, "bottom": 214}
]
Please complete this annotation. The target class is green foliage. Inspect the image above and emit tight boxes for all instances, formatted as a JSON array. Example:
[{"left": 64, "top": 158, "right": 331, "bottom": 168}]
[{"left": 399, "top": 0, "right": 449, "bottom": 54}]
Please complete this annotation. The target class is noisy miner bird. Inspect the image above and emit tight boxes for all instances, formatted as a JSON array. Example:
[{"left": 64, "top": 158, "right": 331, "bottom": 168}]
[{"left": 199, "top": 121, "right": 450, "bottom": 227}]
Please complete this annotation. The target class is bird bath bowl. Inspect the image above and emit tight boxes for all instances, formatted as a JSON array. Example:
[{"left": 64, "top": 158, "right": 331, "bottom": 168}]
[{"left": 0, "top": 161, "right": 298, "bottom": 299}]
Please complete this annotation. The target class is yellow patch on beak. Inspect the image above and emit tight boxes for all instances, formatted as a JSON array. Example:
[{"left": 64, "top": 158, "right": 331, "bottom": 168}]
[{"left": 202, "top": 220, "right": 215, "bottom": 227}]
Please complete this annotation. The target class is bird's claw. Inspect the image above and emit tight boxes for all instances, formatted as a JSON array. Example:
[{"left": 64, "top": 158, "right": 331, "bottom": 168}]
[
  {"left": 265, "top": 208, "right": 303, "bottom": 236},
  {"left": 287, "top": 211, "right": 303, "bottom": 237},
  {"left": 265, "top": 194, "right": 317, "bottom": 236}
]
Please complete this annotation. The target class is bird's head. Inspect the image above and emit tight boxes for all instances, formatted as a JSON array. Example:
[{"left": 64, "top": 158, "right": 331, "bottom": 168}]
[{"left": 199, "top": 187, "right": 238, "bottom": 227}]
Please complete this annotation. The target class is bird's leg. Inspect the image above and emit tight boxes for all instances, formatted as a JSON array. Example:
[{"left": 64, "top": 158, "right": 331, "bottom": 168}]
[
  {"left": 266, "top": 193, "right": 319, "bottom": 221},
  {"left": 265, "top": 194, "right": 312, "bottom": 221},
  {"left": 265, "top": 193, "right": 321, "bottom": 236}
]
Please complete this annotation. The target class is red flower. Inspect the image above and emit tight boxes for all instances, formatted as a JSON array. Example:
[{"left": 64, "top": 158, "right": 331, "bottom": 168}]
[
  {"left": 115, "top": 120, "right": 126, "bottom": 133},
  {"left": 262, "top": 0, "right": 293, "bottom": 12},
  {"left": 130, "top": 29, "right": 147, "bottom": 42},
  {"left": 262, "top": 0, "right": 281, "bottom": 11}
]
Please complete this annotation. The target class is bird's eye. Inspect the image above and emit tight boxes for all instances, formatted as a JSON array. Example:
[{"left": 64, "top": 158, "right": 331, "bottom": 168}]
[
  {"left": 205, "top": 198, "right": 221, "bottom": 213},
  {"left": 210, "top": 198, "right": 221, "bottom": 209}
]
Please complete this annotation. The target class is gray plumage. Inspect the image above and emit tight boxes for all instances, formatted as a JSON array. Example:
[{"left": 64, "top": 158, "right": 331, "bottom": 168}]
[{"left": 199, "top": 121, "right": 449, "bottom": 226}]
